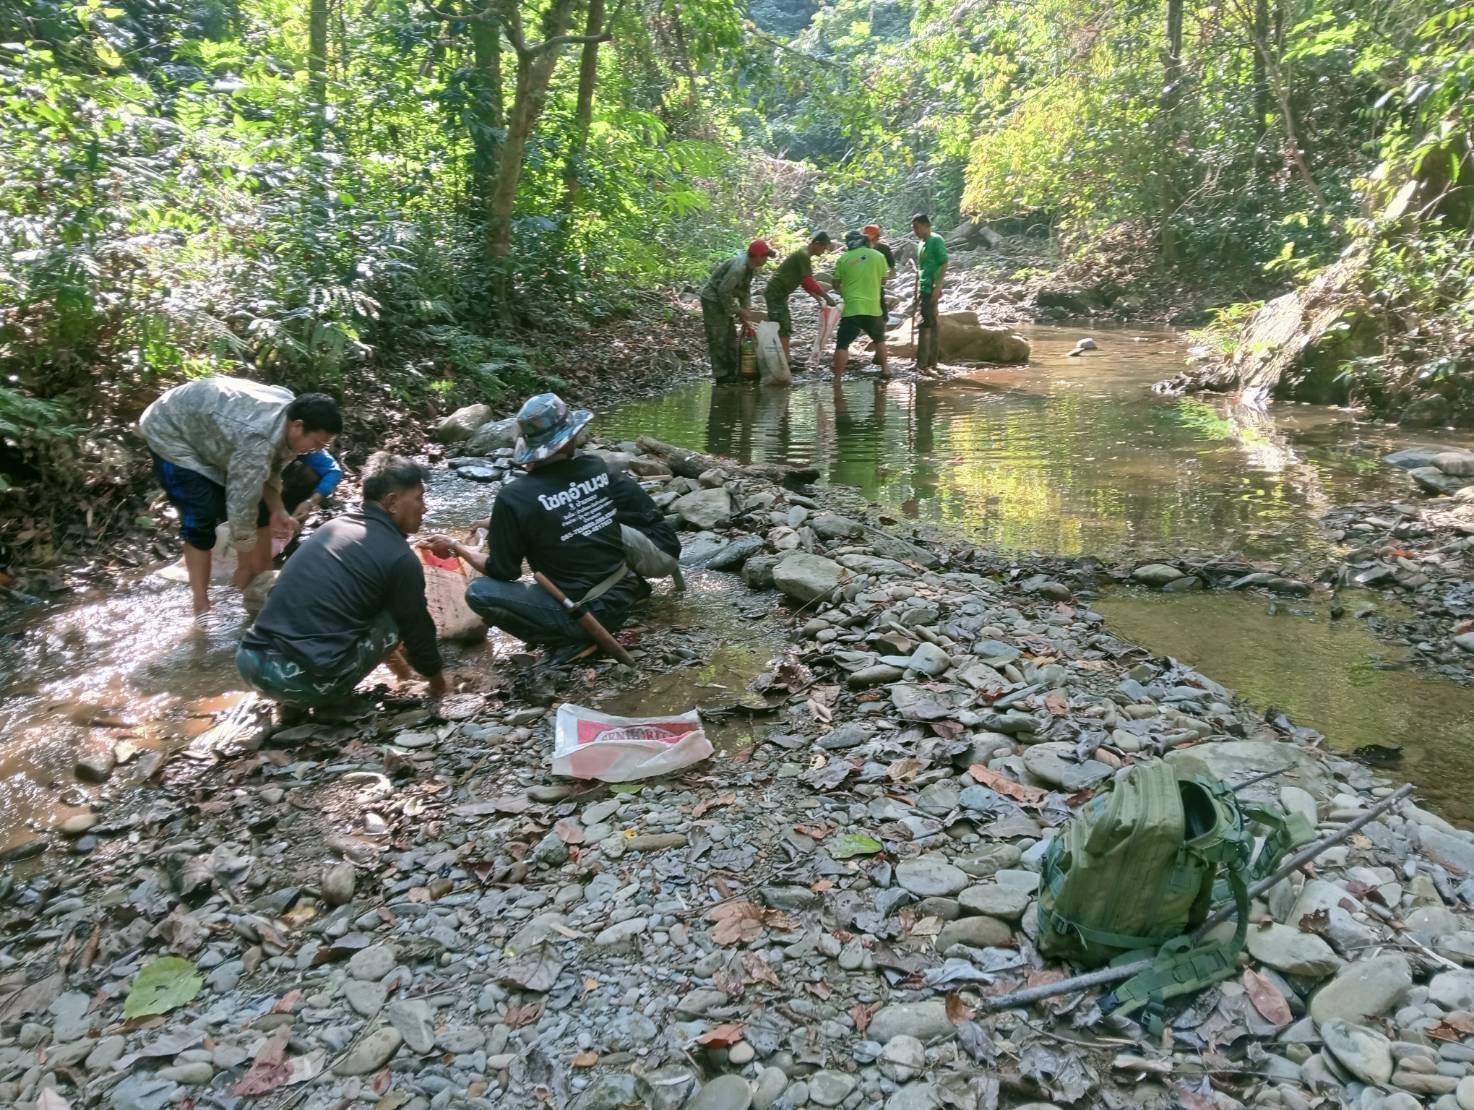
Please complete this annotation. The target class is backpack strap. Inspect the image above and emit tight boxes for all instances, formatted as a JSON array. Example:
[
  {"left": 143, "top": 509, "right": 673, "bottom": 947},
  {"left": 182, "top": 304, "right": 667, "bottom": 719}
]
[{"left": 1101, "top": 863, "right": 1252, "bottom": 1034}]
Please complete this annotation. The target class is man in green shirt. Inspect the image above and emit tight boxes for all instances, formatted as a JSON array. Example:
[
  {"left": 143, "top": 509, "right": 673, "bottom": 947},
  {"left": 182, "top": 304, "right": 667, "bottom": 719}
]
[
  {"left": 763, "top": 232, "right": 836, "bottom": 365},
  {"left": 831, "top": 230, "right": 890, "bottom": 381},
  {"left": 913, "top": 213, "right": 949, "bottom": 373},
  {"left": 700, "top": 240, "right": 775, "bottom": 382}
]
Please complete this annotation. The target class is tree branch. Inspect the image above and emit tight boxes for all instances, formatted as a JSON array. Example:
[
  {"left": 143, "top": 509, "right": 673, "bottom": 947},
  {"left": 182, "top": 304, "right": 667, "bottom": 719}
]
[{"left": 537, "top": 31, "right": 611, "bottom": 51}]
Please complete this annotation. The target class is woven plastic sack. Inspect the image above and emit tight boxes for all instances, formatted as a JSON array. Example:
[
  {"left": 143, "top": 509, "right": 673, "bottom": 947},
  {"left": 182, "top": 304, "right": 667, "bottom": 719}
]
[
  {"left": 810, "top": 304, "right": 841, "bottom": 365},
  {"left": 553, "top": 703, "right": 712, "bottom": 782},
  {"left": 419, "top": 548, "right": 485, "bottom": 642},
  {"left": 754, "top": 320, "right": 791, "bottom": 386}
]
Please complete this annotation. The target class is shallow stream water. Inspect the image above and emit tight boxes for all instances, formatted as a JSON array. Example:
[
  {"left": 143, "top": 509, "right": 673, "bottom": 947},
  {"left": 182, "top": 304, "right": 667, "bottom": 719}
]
[{"left": 4, "top": 322, "right": 1474, "bottom": 850}]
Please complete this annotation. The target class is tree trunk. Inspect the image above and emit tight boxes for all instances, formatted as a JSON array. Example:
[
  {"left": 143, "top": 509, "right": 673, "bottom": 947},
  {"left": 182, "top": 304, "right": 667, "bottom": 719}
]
[
  {"left": 1159, "top": 0, "right": 1185, "bottom": 264},
  {"left": 561, "top": 0, "right": 605, "bottom": 213},
  {"left": 1252, "top": 0, "right": 1269, "bottom": 132},
  {"left": 308, "top": 0, "right": 329, "bottom": 148},
  {"left": 468, "top": 9, "right": 505, "bottom": 205}
]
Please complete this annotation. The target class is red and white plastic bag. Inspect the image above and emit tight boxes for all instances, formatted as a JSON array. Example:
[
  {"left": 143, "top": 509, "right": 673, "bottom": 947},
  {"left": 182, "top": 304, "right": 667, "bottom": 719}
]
[{"left": 553, "top": 704, "right": 713, "bottom": 782}]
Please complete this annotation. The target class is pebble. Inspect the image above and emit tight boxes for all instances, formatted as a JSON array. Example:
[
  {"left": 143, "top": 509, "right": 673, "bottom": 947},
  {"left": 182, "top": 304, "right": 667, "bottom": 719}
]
[
  {"left": 896, "top": 856, "right": 969, "bottom": 898},
  {"left": 808, "top": 1070, "right": 857, "bottom": 1107},
  {"left": 347, "top": 943, "right": 398, "bottom": 982},
  {"left": 869, "top": 1001, "right": 956, "bottom": 1043},
  {"left": 688, "top": 1073, "right": 753, "bottom": 1110},
  {"left": 387, "top": 998, "right": 436, "bottom": 1054}
]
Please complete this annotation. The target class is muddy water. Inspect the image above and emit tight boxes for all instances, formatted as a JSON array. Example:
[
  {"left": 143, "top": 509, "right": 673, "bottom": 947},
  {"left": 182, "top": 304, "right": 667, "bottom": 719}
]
[
  {"left": 1096, "top": 589, "right": 1474, "bottom": 822},
  {"left": 600, "top": 325, "right": 1454, "bottom": 563}
]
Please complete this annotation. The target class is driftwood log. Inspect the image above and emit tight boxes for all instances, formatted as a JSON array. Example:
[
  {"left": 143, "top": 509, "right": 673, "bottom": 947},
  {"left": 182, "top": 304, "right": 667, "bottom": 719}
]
[{"left": 637, "top": 436, "right": 819, "bottom": 485}]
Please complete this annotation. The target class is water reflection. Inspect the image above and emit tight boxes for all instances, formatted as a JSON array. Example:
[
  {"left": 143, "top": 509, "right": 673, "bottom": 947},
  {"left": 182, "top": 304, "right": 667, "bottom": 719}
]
[{"left": 600, "top": 325, "right": 1454, "bottom": 562}]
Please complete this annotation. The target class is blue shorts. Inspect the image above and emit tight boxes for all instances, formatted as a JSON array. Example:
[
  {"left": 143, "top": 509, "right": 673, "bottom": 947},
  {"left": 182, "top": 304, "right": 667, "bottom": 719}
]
[{"left": 150, "top": 450, "right": 268, "bottom": 550}]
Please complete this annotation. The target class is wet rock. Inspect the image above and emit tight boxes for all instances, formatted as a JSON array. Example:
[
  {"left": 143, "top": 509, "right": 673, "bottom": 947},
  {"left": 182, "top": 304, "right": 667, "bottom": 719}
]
[
  {"left": 869, "top": 1001, "right": 956, "bottom": 1043},
  {"left": 1411, "top": 466, "right": 1467, "bottom": 496},
  {"left": 1132, "top": 563, "right": 1186, "bottom": 587},
  {"left": 1322, "top": 1020, "right": 1393, "bottom": 1085},
  {"left": 742, "top": 554, "right": 782, "bottom": 590},
  {"left": 811, "top": 514, "right": 862, "bottom": 540},
  {"left": 773, "top": 553, "right": 847, "bottom": 604},
  {"left": 332, "top": 1026, "right": 402, "bottom": 1075},
  {"left": 320, "top": 861, "right": 356, "bottom": 906},
  {"left": 1246, "top": 923, "right": 1344, "bottom": 977},
  {"left": 59, "top": 813, "right": 97, "bottom": 836},
  {"left": 1310, "top": 953, "right": 1412, "bottom": 1025},
  {"left": 575, "top": 1073, "right": 643, "bottom": 1110},
  {"left": 688, "top": 1073, "right": 753, "bottom": 1110},
  {"left": 707, "top": 535, "right": 765, "bottom": 570},
  {"left": 897, "top": 855, "right": 969, "bottom": 897},
  {"left": 673, "top": 488, "right": 733, "bottom": 529},
  {"left": 887, "top": 1085, "right": 942, "bottom": 1110},
  {"left": 74, "top": 749, "right": 115, "bottom": 783}
]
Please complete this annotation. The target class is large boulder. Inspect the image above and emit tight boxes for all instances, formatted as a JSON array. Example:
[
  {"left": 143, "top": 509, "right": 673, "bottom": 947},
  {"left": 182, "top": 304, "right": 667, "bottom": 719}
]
[
  {"left": 772, "top": 553, "right": 847, "bottom": 605},
  {"left": 433, "top": 404, "right": 495, "bottom": 444},
  {"left": 671, "top": 488, "right": 732, "bottom": 529},
  {"left": 936, "top": 312, "right": 1030, "bottom": 364},
  {"left": 463, "top": 417, "right": 518, "bottom": 456}
]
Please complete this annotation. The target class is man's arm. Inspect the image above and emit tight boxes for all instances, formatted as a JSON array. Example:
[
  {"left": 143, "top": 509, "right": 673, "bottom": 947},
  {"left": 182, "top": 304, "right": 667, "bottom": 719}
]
[
  {"left": 930, "top": 261, "right": 950, "bottom": 303},
  {"left": 609, "top": 473, "right": 680, "bottom": 558},
  {"left": 801, "top": 275, "right": 833, "bottom": 305},
  {"left": 224, "top": 435, "right": 278, "bottom": 549},
  {"left": 386, "top": 553, "right": 444, "bottom": 679},
  {"left": 482, "top": 495, "right": 526, "bottom": 580},
  {"left": 716, "top": 261, "right": 746, "bottom": 317}
]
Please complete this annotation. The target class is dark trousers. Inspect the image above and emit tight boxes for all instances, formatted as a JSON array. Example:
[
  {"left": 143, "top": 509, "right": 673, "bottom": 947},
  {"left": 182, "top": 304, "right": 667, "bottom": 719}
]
[
  {"left": 917, "top": 290, "right": 940, "bottom": 369},
  {"left": 466, "top": 577, "right": 636, "bottom": 650},
  {"left": 701, "top": 298, "right": 739, "bottom": 383}
]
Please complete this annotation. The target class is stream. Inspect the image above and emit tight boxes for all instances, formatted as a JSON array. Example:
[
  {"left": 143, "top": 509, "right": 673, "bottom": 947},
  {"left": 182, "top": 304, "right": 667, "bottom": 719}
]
[{"left": 4, "top": 321, "right": 1474, "bottom": 854}]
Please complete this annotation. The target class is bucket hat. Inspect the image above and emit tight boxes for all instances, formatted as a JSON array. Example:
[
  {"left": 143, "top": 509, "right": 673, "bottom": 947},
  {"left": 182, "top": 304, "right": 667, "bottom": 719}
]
[{"left": 512, "top": 393, "right": 592, "bottom": 466}]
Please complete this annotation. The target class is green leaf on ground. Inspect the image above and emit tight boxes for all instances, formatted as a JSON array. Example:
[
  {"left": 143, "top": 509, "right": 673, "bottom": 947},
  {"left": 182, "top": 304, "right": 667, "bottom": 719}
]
[
  {"left": 609, "top": 784, "right": 642, "bottom": 795},
  {"left": 830, "top": 833, "right": 883, "bottom": 859},
  {"left": 123, "top": 956, "right": 203, "bottom": 1018}
]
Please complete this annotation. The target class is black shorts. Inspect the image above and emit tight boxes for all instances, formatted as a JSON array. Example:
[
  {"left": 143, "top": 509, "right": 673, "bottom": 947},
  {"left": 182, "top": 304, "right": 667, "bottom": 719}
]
[
  {"left": 835, "top": 314, "right": 885, "bottom": 350},
  {"left": 151, "top": 450, "right": 269, "bottom": 550}
]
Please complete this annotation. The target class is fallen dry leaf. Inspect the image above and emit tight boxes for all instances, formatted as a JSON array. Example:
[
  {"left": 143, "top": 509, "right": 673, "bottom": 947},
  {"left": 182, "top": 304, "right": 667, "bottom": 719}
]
[
  {"left": 572, "top": 1051, "right": 598, "bottom": 1067},
  {"left": 969, "top": 764, "right": 1047, "bottom": 806},
  {"left": 553, "top": 819, "right": 585, "bottom": 845},
  {"left": 695, "top": 1023, "right": 745, "bottom": 1048},
  {"left": 1242, "top": 968, "right": 1291, "bottom": 1026},
  {"left": 693, "top": 792, "right": 737, "bottom": 819},
  {"left": 944, "top": 992, "right": 974, "bottom": 1025},
  {"left": 851, "top": 1001, "right": 878, "bottom": 1035}
]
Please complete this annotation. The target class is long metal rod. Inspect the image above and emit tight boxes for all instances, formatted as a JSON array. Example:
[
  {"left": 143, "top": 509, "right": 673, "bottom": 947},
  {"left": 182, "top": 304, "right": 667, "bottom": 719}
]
[{"left": 978, "top": 782, "right": 1415, "bottom": 1012}]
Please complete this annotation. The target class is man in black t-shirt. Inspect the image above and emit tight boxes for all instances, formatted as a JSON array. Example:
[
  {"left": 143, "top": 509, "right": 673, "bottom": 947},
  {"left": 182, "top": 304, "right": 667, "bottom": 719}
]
[
  {"left": 863, "top": 223, "right": 898, "bottom": 320},
  {"left": 422, "top": 394, "right": 678, "bottom": 660}
]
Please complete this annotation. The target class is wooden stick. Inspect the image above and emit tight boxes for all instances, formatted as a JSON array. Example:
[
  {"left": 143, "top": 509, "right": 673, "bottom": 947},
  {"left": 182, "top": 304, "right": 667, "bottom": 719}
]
[
  {"left": 532, "top": 572, "right": 635, "bottom": 666},
  {"left": 978, "top": 782, "right": 1415, "bottom": 1012}
]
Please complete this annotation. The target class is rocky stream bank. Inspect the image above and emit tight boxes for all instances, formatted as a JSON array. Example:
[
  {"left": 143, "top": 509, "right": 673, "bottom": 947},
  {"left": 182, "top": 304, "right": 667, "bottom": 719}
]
[{"left": 5, "top": 428, "right": 1474, "bottom": 1110}]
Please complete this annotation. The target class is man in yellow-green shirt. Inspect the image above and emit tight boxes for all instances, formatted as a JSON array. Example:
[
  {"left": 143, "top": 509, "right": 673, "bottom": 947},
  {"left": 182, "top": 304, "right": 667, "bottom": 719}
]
[{"left": 831, "top": 230, "right": 890, "bottom": 381}]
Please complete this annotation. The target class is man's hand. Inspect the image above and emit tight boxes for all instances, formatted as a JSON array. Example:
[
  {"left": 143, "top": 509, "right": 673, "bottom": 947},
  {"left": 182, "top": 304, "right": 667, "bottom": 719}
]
[
  {"left": 291, "top": 494, "right": 320, "bottom": 523},
  {"left": 418, "top": 534, "right": 459, "bottom": 559},
  {"left": 270, "top": 508, "right": 299, "bottom": 540}
]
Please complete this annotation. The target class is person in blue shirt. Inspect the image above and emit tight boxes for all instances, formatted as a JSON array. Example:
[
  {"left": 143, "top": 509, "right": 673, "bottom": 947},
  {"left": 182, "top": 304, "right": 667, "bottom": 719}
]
[{"left": 275, "top": 449, "right": 344, "bottom": 561}]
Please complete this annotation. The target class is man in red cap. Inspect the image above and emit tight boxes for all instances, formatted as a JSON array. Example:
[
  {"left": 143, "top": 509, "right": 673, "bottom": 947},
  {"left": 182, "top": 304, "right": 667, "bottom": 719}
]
[{"left": 700, "top": 240, "right": 776, "bottom": 383}]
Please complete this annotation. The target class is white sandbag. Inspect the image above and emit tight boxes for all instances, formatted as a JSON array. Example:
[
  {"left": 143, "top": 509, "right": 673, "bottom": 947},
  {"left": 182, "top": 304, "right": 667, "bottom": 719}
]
[
  {"left": 810, "top": 304, "right": 841, "bottom": 366},
  {"left": 156, "top": 522, "right": 237, "bottom": 584},
  {"left": 553, "top": 703, "right": 712, "bottom": 782},
  {"left": 754, "top": 320, "right": 791, "bottom": 386}
]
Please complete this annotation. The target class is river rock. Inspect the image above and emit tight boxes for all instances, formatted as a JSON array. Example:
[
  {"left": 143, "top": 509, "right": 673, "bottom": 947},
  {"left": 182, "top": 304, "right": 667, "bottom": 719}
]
[
  {"left": 688, "top": 1074, "right": 753, "bottom": 1110},
  {"left": 575, "top": 1074, "right": 642, "bottom": 1110},
  {"left": 936, "top": 916, "right": 1012, "bottom": 951},
  {"left": 837, "top": 553, "right": 916, "bottom": 578},
  {"left": 320, "top": 862, "right": 356, "bottom": 906},
  {"left": 897, "top": 855, "right": 969, "bottom": 897},
  {"left": 464, "top": 417, "right": 519, "bottom": 455},
  {"left": 1386, "top": 446, "right": 1456, "bottom": 470},
  {"left": 773, "top": 553, "right": 847, "bottom": 604},
  {"left": 1410, "top": 466, "right": 1467, "bottom": 495},
  {"left": 1322, "top": 1020, "right": 1393, "bottom": 1085},
  {"left": 332, "top": 1026, "right": 402, "bottom": 1075},
  {"left": 808, "top": 1070, "right": 857, "bottom": 1106},
  {"left": 706, "top": 535, "right": 764, "bottom": 570},
  {"left": 1310, "top": 952, "right": 1412, "bottom": 1025},
  {"left": 347, "top": 943, "right": 397, "bottom": 981},
  {"left": 848, "top": 664, "right": 905, "bottom": 688},
  {"left": 908, "top": 643, "right": 952, "bottom": 676},
  {"left": 74, "top": 749, "right": 115, "bottom": 783},
  {"left": 1435, "top": 451, "right": 1474, "bottom": 477},
  {"left": 869, "top": 1001, "right": 956, "bottom": 1043},
  {"left": 387, "top": 998, "right": 435, "bottom": 1054},
  {"left": 1429, "top": 970, "right": 1474, "bottom": 1011},
  {"left": 595, "top": 917, "right": 649, "bottom": 947},
  {"left": 1132, "top": 563, "right": 1186, "bottom": 587},
  {"left": 1167, "top": 740, "right": 1332, "bottom": 800},
  {"left": 886, "top": 1086, "right": 941, "bottom": 1110},
  {"left": 1416, "top": 826, "right": 1474, "bottom": 875},
  {"left": 1246, "top": 924, "right": 1343, "bottom": 977},
  {"left": 1022, "top": 742, "right": 1110, "bottom": 791},
  {"left": 433, "top": 403, "right": 495, "bottom": 444},
  {"left": 673, "top": 488, "right": 733, "bottom": 529},
  {"left": 742, "top": 554, "right": 782, "bottom": 590},
  {"left": 1402, "top": 394, "right": 1452, "bottom": 427},
  {"left": 639, "top": 1065, "right": 701, "bottom": 1110},
  {"left": 879, "top": 1034, "right": 926, "bottom": 1081},
  {"left": 811, "top": 513, "right": 862, "bottom": 539},
  {"left": 959, "top": 883, "right": 1031, "bottom": 920}
]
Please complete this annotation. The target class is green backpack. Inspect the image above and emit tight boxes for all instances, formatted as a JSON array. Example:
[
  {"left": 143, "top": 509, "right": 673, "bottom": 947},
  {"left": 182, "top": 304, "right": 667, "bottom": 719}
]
[{"left": 1037, "top": 758, "right": 1310, "bottom": 1022}]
